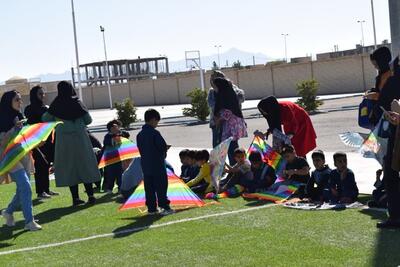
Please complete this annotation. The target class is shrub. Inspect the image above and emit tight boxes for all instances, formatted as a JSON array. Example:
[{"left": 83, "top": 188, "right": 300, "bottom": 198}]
[
  {"left": 295, "top": 79, "right": 323, "bottom": 112},
  {"left": 182, "top": 88, "right": 210, "bottom": 122},
  {"left": 114, "top": 98, "right": 137, "bottom": 129}
]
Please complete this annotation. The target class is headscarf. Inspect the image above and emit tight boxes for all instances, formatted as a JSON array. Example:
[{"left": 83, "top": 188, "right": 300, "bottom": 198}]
[
  {"left": 370, "top": 46, "right": 392, "bottom": 74},
  {"left": 48, "top": 81, "right": 88, "bottom": 121},
  {"left": 257, "top": 96, "right": 282, "bottom": 132},
  {"left": 213, "top": 78, "right": 243, "bottom": 118},
  {"left": 0, "top": 90, "right": 24, "bottom": 133},
  {"left": 24, "top": 86, "right": 47, "bottom": 124}
]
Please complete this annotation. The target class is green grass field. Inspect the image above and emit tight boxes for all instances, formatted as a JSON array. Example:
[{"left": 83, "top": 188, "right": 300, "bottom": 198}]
[{"left": 0, "top": 181, "right": 399, "bottom": 267}]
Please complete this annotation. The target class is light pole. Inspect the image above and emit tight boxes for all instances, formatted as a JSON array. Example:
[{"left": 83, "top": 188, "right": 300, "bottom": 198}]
[
  {"left": 281, "top": 33, "right": 289, "bottom": 62},
  {"left": 214, "top": 45, "right": 222, "bottom": 68},
  {"left": 100, "top": 26, "right": 113, "bottom": 109},
  {"left": 357, "top": 20, "right": 366, "bottom": 47},
  {"left": 70, "top": 0, "right": 83, "bottom": 100},
  {"left": 370, "top": 0, "right": 377, "bottom": 49}
]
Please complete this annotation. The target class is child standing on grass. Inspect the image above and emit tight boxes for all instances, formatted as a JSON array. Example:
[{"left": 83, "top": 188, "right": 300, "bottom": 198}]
[
  {"left": 103, "top": 119, "right": 130, "bottom": 194},
  {"left": 186, "top": 150, "right": 213, "bottom": 195},
  {"left": 221, "top": 148, "right": 254, "bottom": 192},
  {"left": 248, "top": 151, "right": 276, "bottom": 192},
  {"left": 330, "top": 152, "right": 359, "bottom": 204},
  {"left": 137, "top": 109, "right": 174, "bottom": 215},
  {"left": 305, "top": 150, "right": 332, "bottom": 202}
]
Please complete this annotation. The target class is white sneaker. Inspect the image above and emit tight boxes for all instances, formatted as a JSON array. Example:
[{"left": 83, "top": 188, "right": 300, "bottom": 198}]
[
  {"left": 160, "top": 208, "right": 175, "bottom": 216},
  {"left": 147, "top": 208, "right": 159, "bottom": 215},
  {"left": 25, "top": 221, "right": 42, "bottom": 231},
  {"left": 2, "top": 210, "right": 15, "bottom": 227}
]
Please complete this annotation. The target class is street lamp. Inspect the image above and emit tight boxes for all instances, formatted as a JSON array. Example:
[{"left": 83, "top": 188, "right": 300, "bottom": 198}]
[
  {"left": 70, "top": 0, "right": 83, "bottom": 100},
  {"left": 214, "top": 45, "right": 222, "bottom": 68},
  {"left": 100, "top": 25, "right": 113, "bottom": 109},
  {"left": 357, "top": 20, "right": 366, "bottom": 47},
  {"left": 370, "top": 0, "right": 377, "bottom": 49},
  {"left": 281, "top": 33, "right": 289, "bottom": 62}
]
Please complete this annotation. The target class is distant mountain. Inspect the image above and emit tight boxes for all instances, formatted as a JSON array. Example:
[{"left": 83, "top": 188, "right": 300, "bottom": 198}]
[
  {"left": 30, "top": 48, "right": 274, "bottom": 82},
  {"left": 169, "top": 47, "right": 274, "bottom": 72}
]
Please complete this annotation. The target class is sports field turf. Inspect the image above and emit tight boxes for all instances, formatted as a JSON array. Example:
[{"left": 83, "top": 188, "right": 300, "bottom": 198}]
[{"left": 0, "top": 181, "right": 399, "bottom": 267}]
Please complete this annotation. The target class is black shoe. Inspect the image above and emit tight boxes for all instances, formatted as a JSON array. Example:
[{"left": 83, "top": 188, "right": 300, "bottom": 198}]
[
  {"left": 377, "top": 219, "right": 400, "bottom": 229},
  {"left": 73, "top": 199, "right": 85, "bottom": 207},
  {"left": 87, "top": 196, "right": 96, "bottom": 205}
]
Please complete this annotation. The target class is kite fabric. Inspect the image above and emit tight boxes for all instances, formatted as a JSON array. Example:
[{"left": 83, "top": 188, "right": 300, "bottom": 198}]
[
  {"left": 0, "top": 122, "right": 62, "bottom": 176},
  {"left": 247, "top": 136, "right": 286, "bottom": 177},
  {"left": 120, "top": 169, "right": 205, "bottom": 211},
  {"left": 204, "top": 185, "right": 245, "bottom": 200},
  {"left": 242, "top": 181, "right": 301, "bottom": 203},
  {"left": 98, "top": 137, "right": 140, "bottom": 169},
  {"left": 209, "top": 137, "right": 232, "bottom": 193},
  {"left": 283, "top": 201, "right": 364, "bottom": 211}
]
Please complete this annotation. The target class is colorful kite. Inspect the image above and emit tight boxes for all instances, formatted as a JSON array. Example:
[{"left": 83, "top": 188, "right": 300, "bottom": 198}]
[
  {"left": 247, "top": 136, "right": 286, "bottom": 177},
  {"left": 242, "top": 181, "right": 301, "bottom": 203},
  {"left": 120, "top": 169, "right": 205, "bottom": 211},
  {"left": 0, "top": 122, "right": 62, "bottom": 176},
  {"left": 209, "top": 137, "right": 232, "bottom": 193},
  {"left": 98, "top": 137, "right": 140, "bottom": 169}
]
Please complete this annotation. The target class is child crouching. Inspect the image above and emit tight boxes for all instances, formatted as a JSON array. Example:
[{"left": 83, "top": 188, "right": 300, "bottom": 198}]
[{"left": 186, "top": 150, "right": 213, "bottom": 195}]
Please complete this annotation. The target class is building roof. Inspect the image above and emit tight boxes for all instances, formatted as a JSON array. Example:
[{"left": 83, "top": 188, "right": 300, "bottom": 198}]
[{"left": 79, "top": 57, "right": 168, "bottom": 67}]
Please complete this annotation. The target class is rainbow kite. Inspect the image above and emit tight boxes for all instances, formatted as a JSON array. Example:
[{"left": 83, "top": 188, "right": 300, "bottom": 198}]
[
  {"left": 120, "top": 169, "right": 205, "bottom": 211},
  {"left": 0, "top": 122, "right": 62, "bottom": 176},
  {"left": 98, "top": 137, "right": 140, "bottom": 169},
  {"left": 247, "top": 136, "right": 286, "bottom": 177},
  {"left": 242, "top": 181, "right": 301, "bottom": 203}
]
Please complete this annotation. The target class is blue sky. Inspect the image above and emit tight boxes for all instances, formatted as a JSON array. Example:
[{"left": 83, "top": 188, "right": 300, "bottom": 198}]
[{"left": 0, "top": 0, "right": 391, "bottom": 82}]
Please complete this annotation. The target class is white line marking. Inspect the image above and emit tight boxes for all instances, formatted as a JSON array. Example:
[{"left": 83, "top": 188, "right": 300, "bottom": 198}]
[{"left": 0, "top": 204, "right": 276, "bottom": 256}]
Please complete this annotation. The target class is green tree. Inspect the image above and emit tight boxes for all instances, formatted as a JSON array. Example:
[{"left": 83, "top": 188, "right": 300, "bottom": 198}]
[
  {"left": 182, "top": 88, "right": 210, "bottom": 122},
  {"left": 114, "top": 98, "right": 137, "bottom": 129},
  {"left": 295, "top": 79, "right": 323, "bottom": 113}
]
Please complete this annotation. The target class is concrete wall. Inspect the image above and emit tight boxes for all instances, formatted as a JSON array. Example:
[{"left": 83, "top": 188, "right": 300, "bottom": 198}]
[{"left": 0, "top": 55, "right": 379, "bottom": 109}]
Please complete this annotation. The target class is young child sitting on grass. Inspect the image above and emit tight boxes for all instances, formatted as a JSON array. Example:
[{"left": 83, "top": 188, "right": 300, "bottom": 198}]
[
  {"left": 179, "top": 149, "right": 190, "bottom": 179},
  {"left": 184, "top": 150, "right": 200, "bottom": 182},
  {"left": 186, "top": 150, "right": 213, "bottom": 195},
  {"left": 137, "top": 109, "right": 174, "bottom": 216},
  {"left": 221, "top": 148, "right": 254, "bottom": 192},
  {"left": 368, "top": 169, "right": 387, "bottom": 208},
  {"left": 330, "top": 152, "right": 359, "bottom": 204},
  {"left": 248, "top": 151, "right": 276, "bottom": 192},
  {"left": 305, "top": 150, "right": 332, "bottom": 202},
  {"left": 103, "top": 119, "right": 130, "bottom": 194}
]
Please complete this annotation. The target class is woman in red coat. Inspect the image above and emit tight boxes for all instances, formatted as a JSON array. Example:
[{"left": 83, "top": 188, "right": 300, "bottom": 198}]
[{"left": 257, "top": 96, "right": 317, "bottom": 157}]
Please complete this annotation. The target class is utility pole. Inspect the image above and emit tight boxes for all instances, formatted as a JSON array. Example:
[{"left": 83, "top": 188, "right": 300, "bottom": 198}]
[
  {"left": 371, "top": 0, "right": 378, "bottom": 49},
  {"left": 100, "top": 26, "right": 113, "bottom": 109},
  {"left": 281, "top": 33, "right": 289, "bottom": 62},
  {"left": 70, "top": 0, "right": 83, "bottom": 100},
  {"left": 357, "top": 20, "right": 366, "bottom": 47}
]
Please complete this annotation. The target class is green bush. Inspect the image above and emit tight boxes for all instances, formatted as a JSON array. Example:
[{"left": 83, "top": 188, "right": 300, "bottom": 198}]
[
  {"left": 295, "top": 79, "right": 323, "bottom": 112},
  {"left": 114, "top": 98, "right": 137, "bottom": 129},
  {"left": 182, "top": 88, "right": 210, "bottom": 122}
]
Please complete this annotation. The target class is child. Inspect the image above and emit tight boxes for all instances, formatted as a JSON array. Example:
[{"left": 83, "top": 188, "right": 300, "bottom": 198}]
[
  {"left": 137, "top": 109, "right": 174, "bottom": 215},
  {"left": 248, "top": 151, "right": 276, "bottom": 192},
  {"left": 281, "top": 145, "right": 310, "bottom": 184},
  {"left": 88, "top": 130, "right": 103, "bottom": 191},
  {"left": 179, "top": 149, "right": 190, "bottom": 179},
  {"left": 306, "top": 150, "right": 332, "bottom": 202},
  {"left": 103, "top": 119, "right": 130, "bottom": 194},
  {"left": 221, "top": 148, "right": 254, "bottom": 192},
  {"left": 368, "top": 169, "right": 387, "bottom": 208},
  {"left": 330, "top": 152, "right": 359, "bottom": 204},
  {"left": 186, "top": 150, "right": 213, "bottom": 195},
  {"left": 186, "top": 150, "right": 200, "bottom": 182}
]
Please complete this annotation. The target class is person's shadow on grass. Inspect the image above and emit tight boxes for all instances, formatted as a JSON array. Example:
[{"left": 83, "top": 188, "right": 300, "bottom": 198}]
[
  {"left": 112, "top": 214, "right": 163, "bottom": 238},
  {"left": 360, "top": 208, "right": 400, "bottom": 266}
]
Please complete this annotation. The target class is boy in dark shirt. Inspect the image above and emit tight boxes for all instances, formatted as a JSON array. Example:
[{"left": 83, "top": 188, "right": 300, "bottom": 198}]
[
  {"left": 185, "top": 150, "right": 200, "bottom": 182},
  {"left": 281, "top": 145, "right": 310, "bottom": 184},
  {"left": 248, "top": 151, "right": 276, "bottom": 192},
  {"left": 306, "top": 150, "right": 332, "bottom": 202},
  {"left": 179, "top": 149, "right": 190, "bottom": 179},
  {"left": 137, "top": 109, "right": 174, "bottom": 215},
  {"left": 330, "top": 152, "right": 359, "bottom": 204},
  {"left": 103, "top": 120, "right": 130, "bottom": 194}
]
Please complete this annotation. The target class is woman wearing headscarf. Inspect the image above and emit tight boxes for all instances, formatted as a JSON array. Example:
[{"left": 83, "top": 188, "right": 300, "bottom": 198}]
[
  {"left": 0, "top": 90, "right": 42, "bottom": 231},
  {"left": 257, "top": 96, "right": 317, "bottom": 158},
  {"left": 24, "top": 85, "right": 58, "bottom": 199},
  {"left": 213, "top": 78, "right": 247, "bottom": 165},
  {"left": 42, "top": 81, "right": 101, "bottom": 206}
]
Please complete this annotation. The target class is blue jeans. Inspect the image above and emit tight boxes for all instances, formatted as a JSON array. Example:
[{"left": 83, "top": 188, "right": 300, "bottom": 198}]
[{"left": 6, "top": 169, "right": 34, "bottom": 224}]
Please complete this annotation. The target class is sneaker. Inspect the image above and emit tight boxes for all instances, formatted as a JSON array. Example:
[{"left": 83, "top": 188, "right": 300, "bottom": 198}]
[
  {"left": 47, "top": 191, "right": 60, "bottom": 196},
  {"left": 147, "top": 209, "right": 159, "bottom": 215},
  {"left": 73, "top": 199, "right": 85, "bottom": 207},
  {"left": 37, "top": 192, "right": 51, "bottom": 199},
  {"left": 160, "top": 208, "right": 175, "bottom": 216},
  {"left": 87, "top": 196, "right": 96, "bottom": 205},
  {"left": 24, "top": 221, "right": 42, "bottom": 231},
  {"left": 105, "top": 189, "right": 113, "bottom": 195},
  {"left": 2, "top": 210, "right": 15, "bottom": 227}
]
